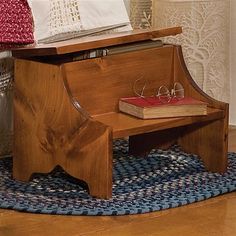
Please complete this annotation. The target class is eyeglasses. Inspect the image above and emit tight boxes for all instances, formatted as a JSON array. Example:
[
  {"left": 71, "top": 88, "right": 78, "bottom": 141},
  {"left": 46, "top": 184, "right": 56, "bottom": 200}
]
[{"left": 133, "top": 78, "right": 185, "bottom": 103}]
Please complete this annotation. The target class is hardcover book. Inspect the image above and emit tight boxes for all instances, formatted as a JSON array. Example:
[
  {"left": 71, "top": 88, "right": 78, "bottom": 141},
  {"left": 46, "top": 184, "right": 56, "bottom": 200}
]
[
  {"left": 72, "top": 39, "right": 163, "bottom": 61},
  {"left": 105, "top": 39, "right": 163, "bottom": 55},
  {"left": 119, "top": 96, "right": 208, "bottom": 119}
]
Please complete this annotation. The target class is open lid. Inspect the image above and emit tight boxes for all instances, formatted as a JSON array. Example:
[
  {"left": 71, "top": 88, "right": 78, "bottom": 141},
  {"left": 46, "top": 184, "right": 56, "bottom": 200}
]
[{"left": 12, "top": 27, "right": 182, "bottom": 58}]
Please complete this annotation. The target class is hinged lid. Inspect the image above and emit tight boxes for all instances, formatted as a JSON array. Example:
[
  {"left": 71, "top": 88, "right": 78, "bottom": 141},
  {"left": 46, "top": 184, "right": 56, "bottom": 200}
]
[{"left": 12, "top": 27, "right": 182, "bottom": 58}]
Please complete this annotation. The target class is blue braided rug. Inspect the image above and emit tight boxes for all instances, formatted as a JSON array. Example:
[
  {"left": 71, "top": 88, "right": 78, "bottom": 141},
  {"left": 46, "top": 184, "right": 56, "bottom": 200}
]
[{"left": 0, "top": 139, "right": 236, "bottom": 216}]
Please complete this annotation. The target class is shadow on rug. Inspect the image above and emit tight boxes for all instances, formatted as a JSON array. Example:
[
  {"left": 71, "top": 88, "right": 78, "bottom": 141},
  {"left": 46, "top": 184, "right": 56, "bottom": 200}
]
[{"left": 0, "top": 139, "right": 236, "bottom": 216}]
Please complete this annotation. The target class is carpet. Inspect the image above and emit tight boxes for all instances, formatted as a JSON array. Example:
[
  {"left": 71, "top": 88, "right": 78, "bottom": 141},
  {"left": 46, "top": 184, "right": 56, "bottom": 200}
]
[{"left": 0, "top": 139, "right": 236, "bottom": 216}]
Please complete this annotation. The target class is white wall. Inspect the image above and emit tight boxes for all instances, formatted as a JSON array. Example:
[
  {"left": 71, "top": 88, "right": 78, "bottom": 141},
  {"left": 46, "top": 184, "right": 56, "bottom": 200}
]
[{"left": 230, "top": 0, "right": 236, "bottom": 125}]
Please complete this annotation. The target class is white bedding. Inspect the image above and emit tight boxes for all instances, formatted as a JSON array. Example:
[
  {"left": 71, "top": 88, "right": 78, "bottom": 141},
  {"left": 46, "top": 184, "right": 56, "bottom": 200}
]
[{"left": 27, "top": 0, "right": 132, "bottom": 44}]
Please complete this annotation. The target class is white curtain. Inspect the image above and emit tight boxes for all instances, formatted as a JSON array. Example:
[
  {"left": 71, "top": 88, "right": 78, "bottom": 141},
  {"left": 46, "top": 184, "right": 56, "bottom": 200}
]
[
  {"left": 153, "top": 0, "right": 230, "bottom": 103},
  {"left": 129, "top": 0, "right": 152, "bottom": 29},
  {"left": 230, "top": 1, "right": 236, "bottom": 125}
]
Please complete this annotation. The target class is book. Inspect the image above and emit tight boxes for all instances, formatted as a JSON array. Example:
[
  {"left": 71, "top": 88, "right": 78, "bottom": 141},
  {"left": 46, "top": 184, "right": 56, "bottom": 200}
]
[
  {"left": 39, "top": 39, "right": 162, "bottom": 63},
  {"left": 105, "top": 39, "right": 163, "bottom": 55},
  {"left": 119, "top": 97, "right": 208, "bottom": 119},
  {"left": 72, "top": 39, "right": 163, "bottom": 61}
]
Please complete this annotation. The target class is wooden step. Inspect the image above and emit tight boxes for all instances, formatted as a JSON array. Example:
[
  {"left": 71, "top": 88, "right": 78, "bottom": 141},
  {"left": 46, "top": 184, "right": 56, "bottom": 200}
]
[{"left": 93, "top": 107, "right": 224, "bottom": 138}]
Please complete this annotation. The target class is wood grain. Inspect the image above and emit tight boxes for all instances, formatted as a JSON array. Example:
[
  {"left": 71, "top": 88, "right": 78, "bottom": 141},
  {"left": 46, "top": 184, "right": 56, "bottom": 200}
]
[
  {"left": 93, "top": 108, "right": 224, "bottom": 139},
  {"left": 14, "top": 59, "right": 113, "bottom": 198},
  {"left": 0, "top": 194, "right": 236, "bottom": 236},
  {"left": 62, "top": 45, "right": 174, "bottom": 116}
]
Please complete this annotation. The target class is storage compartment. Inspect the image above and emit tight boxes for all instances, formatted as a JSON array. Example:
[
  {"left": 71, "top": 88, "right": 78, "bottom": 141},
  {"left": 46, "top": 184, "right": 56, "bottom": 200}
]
[{"left": 12, "top": 27, "right": 228, "bottom": 199}]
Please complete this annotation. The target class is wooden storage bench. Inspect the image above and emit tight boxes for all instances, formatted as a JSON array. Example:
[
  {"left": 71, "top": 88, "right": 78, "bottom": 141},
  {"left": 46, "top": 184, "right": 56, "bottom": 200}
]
[{"left": 12, "top": 27, "right": 228, "bottom": 199}]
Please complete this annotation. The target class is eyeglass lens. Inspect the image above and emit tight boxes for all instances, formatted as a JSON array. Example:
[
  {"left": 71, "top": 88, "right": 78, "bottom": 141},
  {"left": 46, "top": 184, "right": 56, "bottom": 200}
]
[
  {"left": 157, "top": 86, "right": 171, "bottom": 103},
  {"left": 173, "top": 82, "right": 184, "bottom": 99}
]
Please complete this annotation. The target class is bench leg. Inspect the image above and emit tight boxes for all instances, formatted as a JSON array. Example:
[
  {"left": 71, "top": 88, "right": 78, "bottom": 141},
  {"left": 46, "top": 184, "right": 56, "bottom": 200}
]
[
  {"left": 178, "top": 119, "right": 228, "bottom": 173},
  {"left": 129, "top": 118, "right": 228, "bottom": 173},
  {"left": 13, "top": 115, "right": 113, "bottom": 199},
  {"left": 64, "top": 122, "right": 113, "bottom": 199}
]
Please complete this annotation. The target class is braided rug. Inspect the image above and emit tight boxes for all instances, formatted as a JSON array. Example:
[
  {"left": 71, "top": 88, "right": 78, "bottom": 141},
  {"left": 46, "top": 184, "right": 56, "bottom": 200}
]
[{"left": 0, "top": 139, "right": 236, "bottom": 215}]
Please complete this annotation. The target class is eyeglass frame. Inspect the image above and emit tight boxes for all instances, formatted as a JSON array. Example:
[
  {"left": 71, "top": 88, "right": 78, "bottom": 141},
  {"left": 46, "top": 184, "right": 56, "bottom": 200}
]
[{"left": 133, "top": 78, "right": 185, "bottom": 103}]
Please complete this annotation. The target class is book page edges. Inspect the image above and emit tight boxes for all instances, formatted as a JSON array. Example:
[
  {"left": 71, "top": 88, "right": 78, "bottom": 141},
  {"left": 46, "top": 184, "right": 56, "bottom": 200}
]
[
  {"left": 119, "top": 100, "right": 145, "bottom": 119},
  {"left": 143, "top": 105, "right": 207, "bottom": 119}
]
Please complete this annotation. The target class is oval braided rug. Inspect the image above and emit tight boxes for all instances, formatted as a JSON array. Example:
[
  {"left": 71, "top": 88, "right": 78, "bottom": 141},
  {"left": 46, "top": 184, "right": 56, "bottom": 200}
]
[{"left": 0, "top": 139, "right": 236, "bottom": 216}]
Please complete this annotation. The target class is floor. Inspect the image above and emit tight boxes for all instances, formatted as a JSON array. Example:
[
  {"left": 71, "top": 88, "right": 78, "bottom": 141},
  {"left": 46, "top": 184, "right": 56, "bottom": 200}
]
[{"left": 0, "top": 128, "right": 236, "bottom": 236}]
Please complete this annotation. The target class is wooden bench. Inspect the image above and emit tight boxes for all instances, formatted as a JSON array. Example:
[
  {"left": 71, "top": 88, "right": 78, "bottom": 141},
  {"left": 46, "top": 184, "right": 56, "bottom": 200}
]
[{"left": 12, "top": 27, "right": 228, "bottom": 199}]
